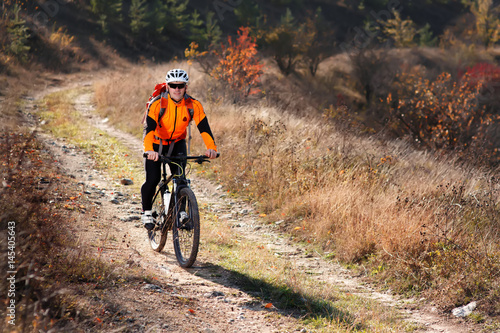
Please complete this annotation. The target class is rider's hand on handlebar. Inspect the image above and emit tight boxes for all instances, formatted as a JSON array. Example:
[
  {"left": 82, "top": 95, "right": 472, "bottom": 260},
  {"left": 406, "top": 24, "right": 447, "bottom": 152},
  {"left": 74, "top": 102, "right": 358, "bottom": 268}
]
[
  {"left": 145, "top": 150, "right": 159, "bottom": 161},
  {"left": 205, "top": 149, "right": 217, "bottom": 159}
]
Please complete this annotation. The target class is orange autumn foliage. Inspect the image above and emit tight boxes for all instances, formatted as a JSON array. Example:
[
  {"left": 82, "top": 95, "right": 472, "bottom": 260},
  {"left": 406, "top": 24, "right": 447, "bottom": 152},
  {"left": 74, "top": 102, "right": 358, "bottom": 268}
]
[
  {"left": 387, "top": 70, "right": 500, "bottom": 162},
  {"left": 211, "top": 27, "right": 263, "bottom": 101}
]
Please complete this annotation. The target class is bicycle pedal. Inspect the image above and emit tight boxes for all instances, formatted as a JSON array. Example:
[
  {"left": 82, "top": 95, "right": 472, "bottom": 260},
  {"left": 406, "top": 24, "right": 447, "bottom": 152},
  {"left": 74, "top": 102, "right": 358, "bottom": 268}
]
[
  {"left": 179, "top": 211, "right": 189, "bottom": 222},
  {"left": 178, "top": 212, "right": 193, "bottom": 230},
  {"left": 144, "top": 222, "right": 155, "bottom": 230}
]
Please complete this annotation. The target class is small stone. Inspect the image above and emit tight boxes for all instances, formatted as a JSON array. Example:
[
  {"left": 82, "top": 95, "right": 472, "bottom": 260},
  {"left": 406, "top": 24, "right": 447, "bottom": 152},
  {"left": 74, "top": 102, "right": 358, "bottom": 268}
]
[
  {"left": 120, "top": 178, "right": 134, "bottom": 185},
  {"left": 205, "top": 291, "right": 225, "bottom": 298},
  {"left": 452, "top": 301, "right": 476, "bottom": 317},
  {"left": 142, "top": 284, "right": 164, "bottom": 293}
]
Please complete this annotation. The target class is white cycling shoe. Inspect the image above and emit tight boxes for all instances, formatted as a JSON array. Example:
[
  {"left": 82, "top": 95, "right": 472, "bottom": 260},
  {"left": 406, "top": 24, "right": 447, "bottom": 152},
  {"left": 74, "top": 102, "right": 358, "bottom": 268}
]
[{"left": 142, "top": 210, "right": 155, "bottom": 230}]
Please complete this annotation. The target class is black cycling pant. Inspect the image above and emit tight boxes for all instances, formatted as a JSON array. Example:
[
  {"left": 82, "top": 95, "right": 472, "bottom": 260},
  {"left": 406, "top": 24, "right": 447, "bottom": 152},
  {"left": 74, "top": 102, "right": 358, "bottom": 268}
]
[{"left": 141, "top": 140, "right": 187, "bottom": 211}]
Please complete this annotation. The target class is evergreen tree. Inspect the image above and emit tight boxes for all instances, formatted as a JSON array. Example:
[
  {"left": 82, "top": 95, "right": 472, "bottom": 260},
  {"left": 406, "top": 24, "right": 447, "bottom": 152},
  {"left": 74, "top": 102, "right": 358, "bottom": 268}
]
[
  {"left": 418, "top": 23, "right": 437, "bottom": 46},
  {"left": 378, "top": 10, "right": 417, "bottom": 47},
  {"left": 90, "top": 0, "right": 122, "bottom": 21},
  {"left": 189, "top": 11, "right": 222, "bottom": 50},
  {"left": 165, "top": 0, "right": 189, "bottom": 37},
  {"left": 129, "top": 0, "right": 148, "bottom": 35},
  {"left": 6, "top": 4, "right": 30, "bottom": 63},
  {"left": 263, "top": 8, "right": 306, "bottom": 76},
  {"left": 90, "top": 0, "right": 122, "bottom": 33},
  {"left": 234, "top": 2, "right": 262, "bottom": 28},
  {"left": 149, "top": 0, "right": 168, "bottom": 35},
  {"left": 302, "top": 7, "right": 333, "bottom": 76},
  {"left": 470, "top": 0, "right": 500, "bottom": 47},
  {"left": 204, "top": 12, "right": 222, "bottom": 49},
  {"left": 188, "top": 10, "right": 204, "bottom": 45}
]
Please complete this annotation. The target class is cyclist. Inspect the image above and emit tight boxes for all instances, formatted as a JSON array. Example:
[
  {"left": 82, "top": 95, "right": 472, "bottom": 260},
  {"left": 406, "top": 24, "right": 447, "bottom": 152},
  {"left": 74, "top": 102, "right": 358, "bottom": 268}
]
[{"left": 141, "top": 69, "right": 218, "bottom": 230}]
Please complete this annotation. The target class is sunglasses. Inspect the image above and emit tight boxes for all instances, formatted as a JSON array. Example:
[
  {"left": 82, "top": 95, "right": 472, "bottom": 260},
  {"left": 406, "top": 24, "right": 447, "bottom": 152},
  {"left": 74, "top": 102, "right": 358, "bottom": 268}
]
[{"left": 168, "top": 83, "right": 186, "bottom": 89}]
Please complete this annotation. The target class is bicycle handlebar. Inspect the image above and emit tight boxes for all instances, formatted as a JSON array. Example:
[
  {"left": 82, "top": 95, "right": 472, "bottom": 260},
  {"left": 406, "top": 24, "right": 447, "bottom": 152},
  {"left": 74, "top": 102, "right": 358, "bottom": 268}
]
[{"left": 143, "top": 152, "right": 220, "bottom": 164}]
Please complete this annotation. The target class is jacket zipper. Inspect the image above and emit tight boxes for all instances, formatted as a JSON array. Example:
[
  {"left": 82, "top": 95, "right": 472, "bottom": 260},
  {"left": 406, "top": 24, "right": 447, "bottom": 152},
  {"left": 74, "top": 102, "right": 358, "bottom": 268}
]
[{"left": 168, "top": 105, "right": 177, "bottom": 142}]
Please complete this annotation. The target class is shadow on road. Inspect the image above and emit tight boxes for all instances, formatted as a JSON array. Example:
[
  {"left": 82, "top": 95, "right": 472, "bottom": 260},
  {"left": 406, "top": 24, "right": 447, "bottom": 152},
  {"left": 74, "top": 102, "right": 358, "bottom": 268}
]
[{"left": 182, "top": 261, "right": 363, "bottom": 330}]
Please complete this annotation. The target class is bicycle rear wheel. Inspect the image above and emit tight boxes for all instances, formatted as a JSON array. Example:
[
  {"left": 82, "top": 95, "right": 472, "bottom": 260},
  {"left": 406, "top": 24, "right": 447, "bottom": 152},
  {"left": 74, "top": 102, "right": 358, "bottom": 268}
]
[
  {"left": 172, "top": 187, "right": 200, "bottom": 268},
  {"left": 148, "top": 187, "right": 168, "bottom": 252}
]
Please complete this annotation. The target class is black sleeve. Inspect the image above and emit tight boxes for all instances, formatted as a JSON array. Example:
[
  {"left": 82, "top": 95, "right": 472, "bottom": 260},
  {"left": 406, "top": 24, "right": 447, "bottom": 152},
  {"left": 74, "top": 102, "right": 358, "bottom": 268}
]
[
  {"left": 143, "top": 115, "right": 157, "bottom": 140},
  {"left": 145, "top": 115, "right": 157, "bottom": 133},
  {"left": 197, "top": 117, "right": 215, "bottom": 142}
]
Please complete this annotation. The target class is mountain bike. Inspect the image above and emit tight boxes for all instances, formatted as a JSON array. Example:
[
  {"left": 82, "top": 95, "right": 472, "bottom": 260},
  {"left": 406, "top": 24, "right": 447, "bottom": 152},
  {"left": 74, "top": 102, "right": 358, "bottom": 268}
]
[{"left": 143, "top": 153, "right": 217, "bottom": 268}]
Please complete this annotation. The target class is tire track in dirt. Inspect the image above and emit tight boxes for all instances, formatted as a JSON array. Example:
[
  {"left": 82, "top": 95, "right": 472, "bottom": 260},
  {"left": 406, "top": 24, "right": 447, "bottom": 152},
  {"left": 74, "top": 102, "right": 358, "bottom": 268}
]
[{"left": 28, "top": 76, "right": 476, "bottom": 332}]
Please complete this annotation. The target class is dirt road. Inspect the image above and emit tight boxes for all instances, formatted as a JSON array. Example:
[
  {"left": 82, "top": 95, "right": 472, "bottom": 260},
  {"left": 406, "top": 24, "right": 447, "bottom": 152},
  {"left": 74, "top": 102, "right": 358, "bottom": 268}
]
[{"left": 27, "top": 74, "right": 476, "bottom": 332}]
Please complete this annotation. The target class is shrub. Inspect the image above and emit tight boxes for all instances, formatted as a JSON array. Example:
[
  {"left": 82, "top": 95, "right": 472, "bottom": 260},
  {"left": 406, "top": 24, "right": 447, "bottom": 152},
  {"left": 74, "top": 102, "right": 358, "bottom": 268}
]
[
  {"left": 0, "top": 133, "right": 81, "bottom": 330},
  {"left": 462, "top": 62, "right": 500, "bottom": 112},
  {"left": 211, "top": 27, "right": 263, "bottom": 101},
  {"left": 349, "top": 47, "right": 397, "bottom": 109},
  {"left": 185, "top": 41, "right": 215, "bottom": 74},
  {"left": 386, "top": 69, "right": 500, "bottom": 163}
]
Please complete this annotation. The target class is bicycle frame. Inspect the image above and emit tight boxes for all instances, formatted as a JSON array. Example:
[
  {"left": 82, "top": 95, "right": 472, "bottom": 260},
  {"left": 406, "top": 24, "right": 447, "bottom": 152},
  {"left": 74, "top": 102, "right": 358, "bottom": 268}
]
[
  {"left": 154, "top": 158, "right": 189, "bottom": 232},
  {"left": 144, "top": 152, "right": 218, "bottom": 267},
  {"left": 147, "top": 154, "right": 214, "bottom": 232}
]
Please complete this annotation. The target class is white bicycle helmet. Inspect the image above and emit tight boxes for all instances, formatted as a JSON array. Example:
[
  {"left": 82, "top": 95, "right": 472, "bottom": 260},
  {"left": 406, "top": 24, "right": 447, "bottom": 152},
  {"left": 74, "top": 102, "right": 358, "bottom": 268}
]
[{"left": 166, "top": 69, "right": 189, "bottom": 84}]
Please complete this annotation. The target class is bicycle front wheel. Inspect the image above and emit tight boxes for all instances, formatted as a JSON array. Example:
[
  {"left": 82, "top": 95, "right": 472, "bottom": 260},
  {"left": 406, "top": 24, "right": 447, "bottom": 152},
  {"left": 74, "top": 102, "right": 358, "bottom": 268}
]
[
  {"left": 172, "top": 187, "right": 200, "bottom": 268},
  {"left": 148, "top": 187, "right": 168, "bottom": 252}
]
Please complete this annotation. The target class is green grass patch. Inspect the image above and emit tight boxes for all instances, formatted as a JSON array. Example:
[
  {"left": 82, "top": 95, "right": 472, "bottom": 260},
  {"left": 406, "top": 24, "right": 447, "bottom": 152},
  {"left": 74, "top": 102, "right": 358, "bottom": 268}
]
[{"left": 38, "top": 88, "right": 144, "bottom": 191}]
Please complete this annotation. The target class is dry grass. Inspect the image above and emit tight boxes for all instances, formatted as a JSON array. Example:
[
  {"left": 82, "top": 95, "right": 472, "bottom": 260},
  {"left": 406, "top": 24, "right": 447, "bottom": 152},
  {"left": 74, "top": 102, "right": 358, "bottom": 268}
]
[
  {"left": 0, "top": 65, "right": 45, "bottom": 131},
  {"left": 201, "top": 209, "right": 413, "bottom": 332},
  {"left": 0, "top": 132, "right": 125, "bottom": 332},
  {"left": 94, "top": 62, "right": 500, "bottom": 320}
]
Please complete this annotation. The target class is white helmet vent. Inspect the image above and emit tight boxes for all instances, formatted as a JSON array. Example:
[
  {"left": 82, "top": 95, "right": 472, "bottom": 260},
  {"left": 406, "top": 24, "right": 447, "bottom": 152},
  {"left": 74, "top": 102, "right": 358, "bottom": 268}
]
[{"left": 166, "top": 69, "right": 189, "bottom": 84}]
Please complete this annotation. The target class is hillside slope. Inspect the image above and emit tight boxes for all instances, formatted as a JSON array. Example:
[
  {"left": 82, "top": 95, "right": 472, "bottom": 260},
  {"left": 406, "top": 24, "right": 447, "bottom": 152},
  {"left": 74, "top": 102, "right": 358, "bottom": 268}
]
[{"left": 1, "top": 68, "right": 483, "bottom": 333}]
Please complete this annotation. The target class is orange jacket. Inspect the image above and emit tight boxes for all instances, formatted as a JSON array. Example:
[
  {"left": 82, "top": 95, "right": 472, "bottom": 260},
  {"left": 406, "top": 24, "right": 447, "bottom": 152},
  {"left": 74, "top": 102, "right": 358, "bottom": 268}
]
[{"left": 143, "top": 93, "right": 217, "bottom": 152}]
